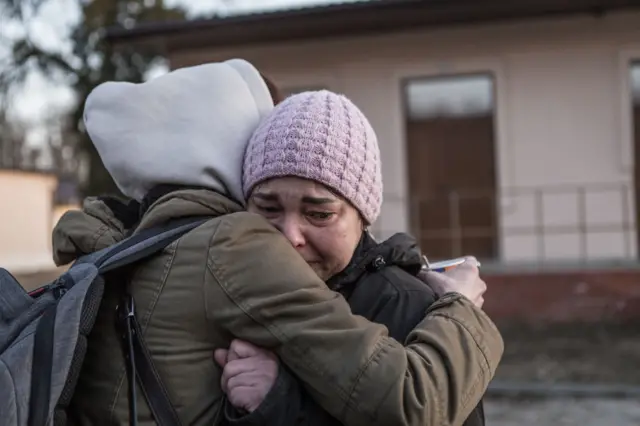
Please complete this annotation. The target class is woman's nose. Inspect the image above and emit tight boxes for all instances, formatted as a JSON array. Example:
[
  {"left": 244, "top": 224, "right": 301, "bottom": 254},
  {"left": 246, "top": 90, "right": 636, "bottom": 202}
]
[{"left": 281, "top": 220, "right": 306, "bottom": 248}]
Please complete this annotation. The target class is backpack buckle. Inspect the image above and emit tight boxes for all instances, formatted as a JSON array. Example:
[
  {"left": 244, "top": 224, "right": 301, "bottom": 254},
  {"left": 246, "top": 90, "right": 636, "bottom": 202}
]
[{"left": 115, "top": 294, "right": 136, "bottom": 332}]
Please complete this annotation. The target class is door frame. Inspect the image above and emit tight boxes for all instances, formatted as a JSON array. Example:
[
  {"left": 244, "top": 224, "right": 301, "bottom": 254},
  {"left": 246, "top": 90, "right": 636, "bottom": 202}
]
[
  {"left": 392, "top": 58, "right": 509, "bottom": 261},
  {"left": 618, "top": 46, "right": 640, "bottom": 258}
]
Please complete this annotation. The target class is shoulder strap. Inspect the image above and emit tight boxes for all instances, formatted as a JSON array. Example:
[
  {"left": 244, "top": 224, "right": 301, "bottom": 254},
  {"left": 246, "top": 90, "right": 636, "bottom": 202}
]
[
  {"left": 95, "top": 216, "right": 211, "bottom": 274},
  {"left": 28, "top": 304, "right": 57, "bottom": 426},
  {"left": 119, "top": 296, "right": 184, "bottom": 426}
]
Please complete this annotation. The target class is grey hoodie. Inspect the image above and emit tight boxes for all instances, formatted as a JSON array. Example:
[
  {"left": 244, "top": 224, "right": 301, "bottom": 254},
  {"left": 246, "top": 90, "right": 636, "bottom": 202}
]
[{"left": 83, "top": 59, "right": 274, "bottom": 204}]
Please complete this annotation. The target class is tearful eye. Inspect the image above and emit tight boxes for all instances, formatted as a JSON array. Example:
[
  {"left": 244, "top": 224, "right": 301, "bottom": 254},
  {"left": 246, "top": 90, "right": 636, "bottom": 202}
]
[
  {"left": 307, "top": 211, "right": 335, "bottom": 220},
  {"left": 256, "top": 205, "right": 280, "bottom": 213}
]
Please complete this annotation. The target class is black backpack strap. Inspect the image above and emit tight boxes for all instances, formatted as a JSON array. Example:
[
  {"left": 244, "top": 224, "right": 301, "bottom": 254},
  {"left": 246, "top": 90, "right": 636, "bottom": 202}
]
[
  {"left": 28, "top": 304, "right": 57, "bottom": 426},
  {"left": 119, "top": 295, "right": 183, "bottom": 426}
]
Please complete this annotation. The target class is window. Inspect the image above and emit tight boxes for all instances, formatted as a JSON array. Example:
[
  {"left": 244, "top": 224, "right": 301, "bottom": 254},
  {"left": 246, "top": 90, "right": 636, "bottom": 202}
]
[{"left": 630, "top": 62, "right": 640, "bottom": 253}]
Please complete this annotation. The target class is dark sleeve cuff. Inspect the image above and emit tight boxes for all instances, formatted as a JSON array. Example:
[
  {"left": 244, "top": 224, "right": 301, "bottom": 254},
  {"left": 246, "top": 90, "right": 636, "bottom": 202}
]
[
  {"left": 223, "top": 364, "right": 297, "bottom": 426},
  {"left": 98, "top": 196, "right": 141, "bottom": 229}
]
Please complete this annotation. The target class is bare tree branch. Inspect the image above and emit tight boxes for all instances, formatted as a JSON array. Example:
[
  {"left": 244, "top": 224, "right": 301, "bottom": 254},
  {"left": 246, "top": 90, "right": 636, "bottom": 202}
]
[{"left": 0, "top": 0, "right": 48, "bottom": 20}]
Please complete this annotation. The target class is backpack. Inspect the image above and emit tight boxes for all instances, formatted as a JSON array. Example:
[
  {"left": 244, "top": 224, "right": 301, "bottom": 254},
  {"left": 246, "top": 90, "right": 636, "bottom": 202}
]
[{"left": 0, "top": 216, "right": 210, "bottom": 426}]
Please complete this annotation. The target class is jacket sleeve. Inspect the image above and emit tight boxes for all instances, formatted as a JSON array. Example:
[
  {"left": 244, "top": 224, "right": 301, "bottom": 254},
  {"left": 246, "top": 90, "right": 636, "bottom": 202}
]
[
  {"left": 52, "top": 197, "right": 128, "bottom": 265},
  {"left": 222, "top": 366, "right": 338, "bottom": 426},
  {"left": 203, "top": 212, "right": 503, "bottom": 426},
  {"left": 222, "top": 281, "right": 439, "bottom": 426}
]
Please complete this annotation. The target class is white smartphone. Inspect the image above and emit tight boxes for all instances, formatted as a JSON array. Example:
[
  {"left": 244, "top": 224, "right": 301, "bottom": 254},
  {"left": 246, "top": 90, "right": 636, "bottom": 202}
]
[{"left": 422, "top": 256, "right": 481, "bottom": 273}]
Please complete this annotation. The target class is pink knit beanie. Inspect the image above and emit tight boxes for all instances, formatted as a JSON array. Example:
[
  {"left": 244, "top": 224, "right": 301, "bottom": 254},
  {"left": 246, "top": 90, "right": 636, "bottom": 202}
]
[{"left": 243, "top": 90, "right": 382, "bottom": 224}]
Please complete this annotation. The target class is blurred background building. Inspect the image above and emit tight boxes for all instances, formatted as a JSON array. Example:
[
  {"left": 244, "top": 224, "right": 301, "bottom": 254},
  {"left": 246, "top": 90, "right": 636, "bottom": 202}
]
[{"left": 105, "top": 0, "right": 640, "bottom": 323}]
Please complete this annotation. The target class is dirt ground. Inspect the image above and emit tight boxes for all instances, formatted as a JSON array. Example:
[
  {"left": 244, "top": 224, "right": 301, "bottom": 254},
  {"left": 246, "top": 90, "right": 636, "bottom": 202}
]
[
  {"left": 495, "top": 322, "right": 640, "bottom": 384},
  {"left": 485, "top": 397, "right": 640, "bottom": 426},
  {"left": 487, "top": 323, "right": 640, "bottom": 425}
]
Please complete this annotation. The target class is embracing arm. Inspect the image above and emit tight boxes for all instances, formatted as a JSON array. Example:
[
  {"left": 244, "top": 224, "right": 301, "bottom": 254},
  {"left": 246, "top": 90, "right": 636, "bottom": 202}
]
[
  {"left": 204, "top": 212, "right": 503, "bottom": 426},
  {"left": 221, "top": 290, "right": 439, "bottom": 426}
]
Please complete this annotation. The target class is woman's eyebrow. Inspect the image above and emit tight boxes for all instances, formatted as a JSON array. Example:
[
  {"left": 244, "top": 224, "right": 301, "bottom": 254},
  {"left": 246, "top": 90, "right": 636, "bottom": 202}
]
[
  {"left": 253, "top": 193, "right": 278, "bottom": 201},
  {"left": 302, "top": 196, "right": 337, "bottom": 205}
]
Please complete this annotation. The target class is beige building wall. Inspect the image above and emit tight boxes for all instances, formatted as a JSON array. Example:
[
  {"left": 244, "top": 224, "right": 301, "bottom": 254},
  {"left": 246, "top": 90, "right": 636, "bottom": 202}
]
[
  {"left": 0, "top": 170, "right": 58, "bottom": 274},
  {"left": 169, "top": 11, "right": 640, "bottom": 263}
]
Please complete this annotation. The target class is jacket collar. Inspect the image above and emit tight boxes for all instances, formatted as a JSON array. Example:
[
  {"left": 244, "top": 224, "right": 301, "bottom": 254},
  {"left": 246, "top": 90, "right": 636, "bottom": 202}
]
[
  {"left": 136, "top": 188, "right": 243, "bottom": 232},
  {"left": 326, "top": 231, "right": 424, "bottom": 292}
]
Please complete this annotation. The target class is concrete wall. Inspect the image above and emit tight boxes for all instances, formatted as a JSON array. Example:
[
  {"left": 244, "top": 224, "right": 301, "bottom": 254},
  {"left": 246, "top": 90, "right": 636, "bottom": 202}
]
[{"left": 169, "top": 11, "right": 640, "bottom": 264}]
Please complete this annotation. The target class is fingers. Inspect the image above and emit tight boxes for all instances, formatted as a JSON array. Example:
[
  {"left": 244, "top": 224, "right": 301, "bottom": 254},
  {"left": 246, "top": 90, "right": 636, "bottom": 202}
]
[
  {"left": 476, "top": 277, "right": 487, "bottom": 293},
  {"left": 225, "top": 385, "right": 267, "bottom": 413},
  {"left": 445, "top": 257, "right": 479, "bottom": 278},
  {"left": 224, "top": 358, "right": 259, "bottom": 377},
  {"left": 457, "top": 257, "right": 479, "bottom": 273},
  {"left": 446, "top": 259, "right": 479, "bottom": 283},
  {"left": 227, "top": 372, "right": 263, "bottom": 390},
  {"left": 226, "top": 385, "right": 255, "bottom": 409},
  {"left": 220, "top": 358, "right": 259, "bottom": 391},
  {"left": 214, "top": 349, "right": 228, "bottom": 367},
  {"left": 218, "top": 340, "right": 276, "bottom": 393},
  {"left": 462, "top": 255, "right": 479, "bottom": 266},
  {"left": 472, "top": 279, "right": 486, "bottom": 308},
  {"left": 219, "top": 341, "right": 263, "bottom": 394}
]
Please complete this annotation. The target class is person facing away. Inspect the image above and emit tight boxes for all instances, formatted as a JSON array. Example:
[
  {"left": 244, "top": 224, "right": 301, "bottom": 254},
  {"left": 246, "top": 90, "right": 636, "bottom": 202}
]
[
  {"left": 52, "top": 59, "right": 503, "bottom": 426},
  {"left": 213, "top": 90, "right": 487, "bottom": 426}
]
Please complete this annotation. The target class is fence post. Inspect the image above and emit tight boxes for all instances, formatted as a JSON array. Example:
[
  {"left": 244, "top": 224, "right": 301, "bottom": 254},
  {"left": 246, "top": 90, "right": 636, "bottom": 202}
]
[
  {"left": 449, "top": 190, "right": 462, "bottom": 257},
  {"left": 621, "top": 183, "right": 632, "bottom": 258},
  {"left": 535, "top": 189, "right": 545, "bottom": 263},
  {"left": 578, "top": 186, "right": 587, "bottom": 262}
]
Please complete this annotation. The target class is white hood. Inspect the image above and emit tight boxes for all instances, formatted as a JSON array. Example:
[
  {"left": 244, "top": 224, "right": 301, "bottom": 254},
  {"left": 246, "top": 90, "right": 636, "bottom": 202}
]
[{"left": 83, "top": 59, "right": 274, "bottom": 204}]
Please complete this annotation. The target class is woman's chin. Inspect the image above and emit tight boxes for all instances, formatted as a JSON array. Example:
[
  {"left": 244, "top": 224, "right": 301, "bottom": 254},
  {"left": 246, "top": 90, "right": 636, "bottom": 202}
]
[{"left": 307, "top": 262, "right": 328, "bottom": 280}]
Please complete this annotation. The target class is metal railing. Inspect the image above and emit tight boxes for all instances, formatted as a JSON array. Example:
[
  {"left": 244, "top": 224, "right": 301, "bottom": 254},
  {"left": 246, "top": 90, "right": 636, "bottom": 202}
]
[{"left": 379, "top": 183, "right": 638, "bottom": 264}]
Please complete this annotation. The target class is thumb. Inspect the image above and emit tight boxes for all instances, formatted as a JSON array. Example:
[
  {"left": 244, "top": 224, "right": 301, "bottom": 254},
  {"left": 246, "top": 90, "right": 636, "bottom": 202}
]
[
  {"left": 422, "top": 270, "right": 448, "bottom": 285},
  {"left": 447, "top": 258, "right": 479, "bottom": 279},
  {"left": 229, "top": 339, "right": 262, "bottom": 359},
  {"left": 214, "top": 349, "right": 228, "bottom": 367},
  {"left": 420, "top": 270, "right": 448, "bottom": 296},
  {"left": 462, "top": 255, "right": 479, "bottom": 266}
]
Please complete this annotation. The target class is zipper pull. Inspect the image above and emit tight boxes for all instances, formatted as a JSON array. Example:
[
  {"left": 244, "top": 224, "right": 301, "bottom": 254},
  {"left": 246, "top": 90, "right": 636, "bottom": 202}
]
[{"left": 51, "top": 275, "right": 70, "bottom": 299}]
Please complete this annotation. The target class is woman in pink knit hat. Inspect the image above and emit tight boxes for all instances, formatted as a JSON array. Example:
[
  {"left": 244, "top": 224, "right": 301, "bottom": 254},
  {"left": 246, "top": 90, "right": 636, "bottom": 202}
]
[{"left": 217, "top": 90, "right": 488, "bottom": 426}]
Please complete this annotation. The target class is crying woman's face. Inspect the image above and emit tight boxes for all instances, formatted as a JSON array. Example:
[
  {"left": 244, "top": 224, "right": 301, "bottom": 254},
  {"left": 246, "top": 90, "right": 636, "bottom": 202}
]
[{"left": 247, "top": 177, "right": 364, "bottom": 281}]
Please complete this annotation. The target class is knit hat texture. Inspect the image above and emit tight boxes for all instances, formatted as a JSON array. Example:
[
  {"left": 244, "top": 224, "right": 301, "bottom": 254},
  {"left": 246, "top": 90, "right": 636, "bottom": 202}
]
[
  {"left": 243, "top": 90, "right": 382, "bottom": 224},
  {"left": 84, "top": 59, "right": 274, "bottom": 204}
]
